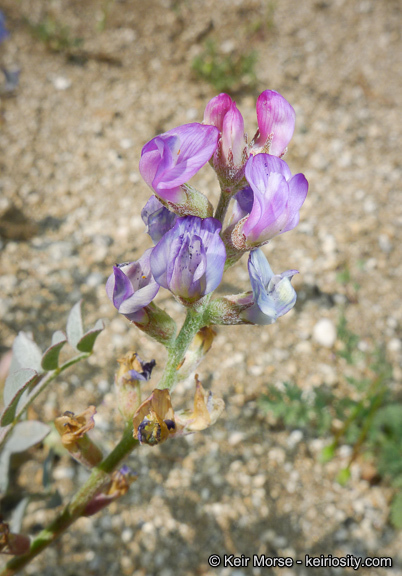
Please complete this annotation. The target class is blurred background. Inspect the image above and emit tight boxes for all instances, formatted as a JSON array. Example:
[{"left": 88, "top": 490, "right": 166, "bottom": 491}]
[{"left": 0, "top": 0, "right": 401, "bottom": 574}]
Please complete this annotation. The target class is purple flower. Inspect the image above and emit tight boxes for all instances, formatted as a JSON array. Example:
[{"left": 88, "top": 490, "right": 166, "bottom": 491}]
[
  {"left": 252, "top": 90, "right": 296, "bottom": 157},
  {"left": 139, "top": 123, "right": 219, "bottom": 204},
  {"left": 230, "top": 153, "right": 308, "bottom": 250},
  {"left": 141, "top": 196, "right": 177, "bottom": 244},
  {"left": 241, "top": 249, "right": 298, "bottom": 325},
  {"left": 0, "top": 12, "right": 9, "bottom": 44},
  {"left": 106, "top": 249, "right": 159, "bottom": 323},
  {"left": 150, "top": 216, "right": 226, "bottom": 303}
]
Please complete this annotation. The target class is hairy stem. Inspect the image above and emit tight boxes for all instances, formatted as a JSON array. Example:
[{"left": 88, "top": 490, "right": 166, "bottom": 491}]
[
  {"left": 157, "top": 306, "right": 207, "bottom": 392},
  {"left": 214, "top": 191, "right": 231, "bottom": 224}
]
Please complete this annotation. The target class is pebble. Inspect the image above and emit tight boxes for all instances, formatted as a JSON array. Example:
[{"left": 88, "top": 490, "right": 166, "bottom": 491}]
[
  {"left": 387, "top": 338, "right": 401, "bottom": 353},
  {"left": 52, "top": 76, "right": 72, "bottom": 90},
  {"left": 287, "top": 430, "right": 303, "bottom": 449},
  {"left": 312, "top": 318, "right": 337, "bottom": 348},
  {"left": 228, "top": 431, "right": 245, "bottom": 446}
]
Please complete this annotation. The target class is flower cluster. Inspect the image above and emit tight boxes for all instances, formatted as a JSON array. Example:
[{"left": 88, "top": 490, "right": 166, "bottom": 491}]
[
  {"left": 107, "top": 89, "right": 307, "bottom": 326},
  {"left": 106, "top": 89, "right": 308, "bottom": 444}
]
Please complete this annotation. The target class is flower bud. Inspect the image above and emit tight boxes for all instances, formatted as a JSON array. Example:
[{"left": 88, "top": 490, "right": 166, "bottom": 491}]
[
  {"left": 204, "top": 94, "right": 247, "bottom": 188},
  {"left": 252, "top": 90, "right": 296, "bottom": 157},
  {"left": 54, "top": 406, "right": 103, "bottom": 468}
]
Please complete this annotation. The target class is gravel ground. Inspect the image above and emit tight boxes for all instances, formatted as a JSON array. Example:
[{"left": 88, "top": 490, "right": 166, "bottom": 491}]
[{"left": 0, "top": 0, "right": 401, "bottom": 575}]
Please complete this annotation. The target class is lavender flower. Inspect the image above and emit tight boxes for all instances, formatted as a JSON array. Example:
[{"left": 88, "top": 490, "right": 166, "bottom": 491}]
[
  {"left": 106, "top": 249, "right": 159, "bottom": 323},
  {"left": 150, "top": 216, "right": 226, "bottom": 303},
  {"left": 241, "top": 249, "right": 298, "bottom": 325},
  {"left": 141, "top": 195, "right": 177, "bottom": 244},
  {"left": 230, "top": 153, "right": 308, "bottom": 250},
  {"left": 139, "top": 123, "right": 219, "bottom": 204}
]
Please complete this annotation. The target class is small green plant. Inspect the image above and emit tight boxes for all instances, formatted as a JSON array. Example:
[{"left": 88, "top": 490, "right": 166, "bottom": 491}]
[
  {"left": 28, "top": 16, "right": 83, "bottom": 53},
  {"left": 191, "top": 40, "right": 258, "bottom": 93},
  {"left": 260, "top": 315, "right": 401, "bottom": 528}
]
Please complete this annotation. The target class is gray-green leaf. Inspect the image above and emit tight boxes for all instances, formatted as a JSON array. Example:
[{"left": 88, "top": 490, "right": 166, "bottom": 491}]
[
  {"left": 66, "top": 301, "right": 84, "bottom": 349},
  {"left": 4, "top": 420, "right": 50, "bottom": 453},
  {"left": 2, "top": 369, "right": 39, "bottom": 426},
  {"left": 0, "top": 421, "right": 50, "bottom": 494},
  {"left": 11, "top": 332, "right": 43, "bottom": 372},
  {"left": 77, "top": 319, "right": 105, "bottom": 353},
  {"left": 41, "top": 330, "right": 67, "bottom": 371}
]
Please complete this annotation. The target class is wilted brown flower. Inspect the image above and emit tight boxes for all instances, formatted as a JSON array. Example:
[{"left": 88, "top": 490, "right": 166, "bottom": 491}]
[
  {"left": 133, "top": 376, "right": 225, "bottom": 446},
  {"left": 54, "top": 406, "right": 103, "bottom": 468},
  {"left": 115, "top": 352, "right": 155, "bottom": 421}
]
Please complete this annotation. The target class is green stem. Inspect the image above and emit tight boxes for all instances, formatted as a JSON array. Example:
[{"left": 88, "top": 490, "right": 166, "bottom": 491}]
[
  {"left": 157, "top": 306, "right": 207, "bottom": 392},
  {"left": 214, "top": 192, "right": 231, "bottom": 224},
  {"left": 0, "top": 426, "right": 138, "bottom": 576}
]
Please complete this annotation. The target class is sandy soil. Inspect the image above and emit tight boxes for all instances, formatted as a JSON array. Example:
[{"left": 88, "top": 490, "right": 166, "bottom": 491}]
[{"left": 0, "top": 0, "right": 401, "bottom": 575}]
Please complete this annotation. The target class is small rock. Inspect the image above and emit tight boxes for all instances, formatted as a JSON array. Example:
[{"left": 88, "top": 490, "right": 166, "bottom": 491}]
[
  {"left": 387, "top": 338, "right": 401, "bottom": 353},
  {"left": 378, "top": 234, "right": 392, "bottom": 253},
  {"left": 53, "top": 76, "right": 71, "bottom": 90},
  {"left": 287, "top": 430, "right": 303, "bottom": 448},
  {"left": 228, "top": 431, "right": 245, "bottom": 446},
  {"left": 313, "top": 318, "right": 336, "bottom": 348}
]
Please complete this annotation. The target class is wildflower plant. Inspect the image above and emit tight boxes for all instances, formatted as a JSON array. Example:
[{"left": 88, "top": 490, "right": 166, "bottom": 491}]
[{"left": 0, "top": 89, "right": 308, "bottom": 574}]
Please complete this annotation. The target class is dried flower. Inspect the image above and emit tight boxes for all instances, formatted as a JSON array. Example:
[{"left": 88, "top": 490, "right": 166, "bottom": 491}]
[
  {"left": 133, "top": 376, "right": 225, "bottom": 446},
  {"left": 177, "top": 327, "right": 216, "bottom": 380},
  {"left": 115, "top": 352, "right": 156, "bottom": 421},
  {"left": 54, "top": 406, "right": 103, "bottom": 468}
]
